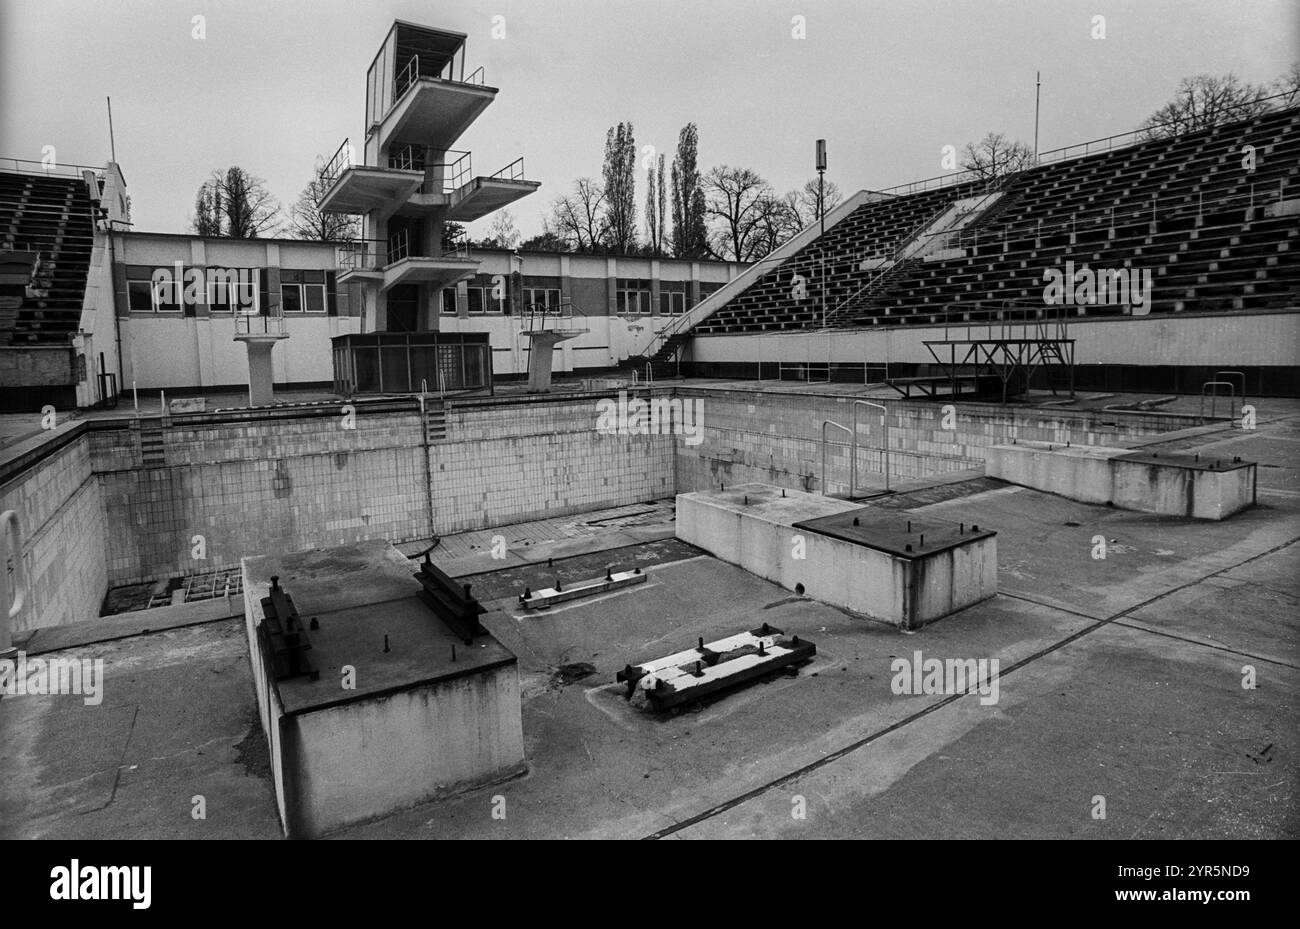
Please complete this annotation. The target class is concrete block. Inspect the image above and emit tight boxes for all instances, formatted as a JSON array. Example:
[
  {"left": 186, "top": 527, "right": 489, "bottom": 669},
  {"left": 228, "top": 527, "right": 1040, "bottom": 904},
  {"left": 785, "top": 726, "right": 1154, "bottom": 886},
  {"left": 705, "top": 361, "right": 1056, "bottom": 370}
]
[
  {"left": 676, "top": 483, "right": 997, "bottom": 630},
  {"left": 241, "top": 540, "right": 525, "bottom": 838},
  {"left": 986, "top": 441, "right": 1256, "bottom": 520}
]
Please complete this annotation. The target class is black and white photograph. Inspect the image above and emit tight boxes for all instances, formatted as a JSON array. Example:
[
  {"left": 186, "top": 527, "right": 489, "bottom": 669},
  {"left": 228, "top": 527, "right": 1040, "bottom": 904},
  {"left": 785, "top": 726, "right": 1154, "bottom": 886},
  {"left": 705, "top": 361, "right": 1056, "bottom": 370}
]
[{"left": 0, "top": 0, "right": 1296, "bottom": 902}]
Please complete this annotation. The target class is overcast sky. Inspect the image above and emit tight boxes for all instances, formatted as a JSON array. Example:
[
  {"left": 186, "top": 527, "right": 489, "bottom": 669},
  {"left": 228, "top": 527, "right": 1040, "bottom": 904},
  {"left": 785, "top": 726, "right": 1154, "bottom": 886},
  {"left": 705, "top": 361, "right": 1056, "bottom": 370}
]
[{"left": 2, "top": 0, "right": 1296, "bottom": 240}]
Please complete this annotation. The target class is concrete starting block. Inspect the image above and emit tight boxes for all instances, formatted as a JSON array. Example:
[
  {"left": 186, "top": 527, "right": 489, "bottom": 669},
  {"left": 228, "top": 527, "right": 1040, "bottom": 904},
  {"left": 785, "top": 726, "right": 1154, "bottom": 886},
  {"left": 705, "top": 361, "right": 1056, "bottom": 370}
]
[
  {"left": 242, "top": 541, "right": 525, "bottom": 838},
  {"left": 519, "top": 567, "right": 646, "bottom": 610},
  {"left": 676, "top": 483, "right": 997, "bottom": 630},
  {"left": 985, "top": 441, "right": 1256, "bottom": 519},
  {"left": 617, "top": 622, "right": 815, "bottom": 711}
]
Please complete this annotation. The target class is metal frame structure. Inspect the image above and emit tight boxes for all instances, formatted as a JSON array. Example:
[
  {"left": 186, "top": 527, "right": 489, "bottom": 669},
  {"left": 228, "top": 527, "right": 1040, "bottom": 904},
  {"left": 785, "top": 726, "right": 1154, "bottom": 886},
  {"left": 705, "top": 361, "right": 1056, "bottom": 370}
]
[{"left": 913, "top": 301, "right": 1076, "bottom": 403}]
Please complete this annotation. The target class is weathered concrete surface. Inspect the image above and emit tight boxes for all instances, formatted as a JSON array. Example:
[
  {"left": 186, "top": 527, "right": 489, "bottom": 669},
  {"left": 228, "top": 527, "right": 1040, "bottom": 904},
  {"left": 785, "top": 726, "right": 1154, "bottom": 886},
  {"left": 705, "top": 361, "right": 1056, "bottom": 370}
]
[
  {"left": 0, "top": 620, "right": 280, "bottom": 839},
  {"left": 986, "top": 440, "right": 1256, "bottom": 519},
  {"left": 677, "top": 483, "right": 997, "bottom": 628},
  {"left": 241, "top": 540, "right": 525, "bottom": 838},
  {"left": 3, "top": 414, "right": 1296, "bottom": 840}
]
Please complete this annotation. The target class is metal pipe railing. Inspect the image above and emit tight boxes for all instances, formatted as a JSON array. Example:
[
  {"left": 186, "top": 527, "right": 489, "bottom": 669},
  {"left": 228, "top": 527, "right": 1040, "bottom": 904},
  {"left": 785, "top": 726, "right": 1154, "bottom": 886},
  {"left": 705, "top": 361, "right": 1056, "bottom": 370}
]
[
  {"left": 875, "top": 90, "right": 1297, "bottom": 198},
  {"left": 235, "top": 312, "right": 286, "bottom": 337},
  {"left": 319, "top": 138, "right": 351, "bottom": 190},
  {"left": 1, "top": 509, "right": 26, "bottom": 656},
  {"left": 821, "top": 420, "right": 853, "bottom": 497},
  {"left": 1200, "top": 381, "right": 1236, "bottom": 424},
  {"left": 441, "top": 151, "right": 473, "bottom": 192},
  {"left": 1215, "top": 370, "right": 1247, "bottom": 417},
  {"left": 853, "top": 400, "right": 890, "bottom": 495},
  {"left": 0, "top": 157, "right": 105, "bottom": 180},
  {"left": 490, "top": 157, "right": 525, "bottom": 182}
]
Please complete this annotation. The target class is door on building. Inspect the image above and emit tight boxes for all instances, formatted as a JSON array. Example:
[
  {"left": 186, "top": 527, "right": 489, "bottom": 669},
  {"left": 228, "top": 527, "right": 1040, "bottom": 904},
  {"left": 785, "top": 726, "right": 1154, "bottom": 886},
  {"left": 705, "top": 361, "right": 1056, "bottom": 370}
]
[{"left": 387, "top": 284, "right": 419, "bottom": 332}]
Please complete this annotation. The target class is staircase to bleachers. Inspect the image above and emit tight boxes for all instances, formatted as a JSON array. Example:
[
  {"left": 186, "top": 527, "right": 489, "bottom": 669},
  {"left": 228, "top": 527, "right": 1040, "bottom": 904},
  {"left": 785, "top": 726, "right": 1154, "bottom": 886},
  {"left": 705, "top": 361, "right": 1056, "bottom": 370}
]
[
  {"left": 0, "top": 170, "right": 98, "bottom": 345},
  {"left": 694, "top": 104, "right": 1300, "bottom": 337}
]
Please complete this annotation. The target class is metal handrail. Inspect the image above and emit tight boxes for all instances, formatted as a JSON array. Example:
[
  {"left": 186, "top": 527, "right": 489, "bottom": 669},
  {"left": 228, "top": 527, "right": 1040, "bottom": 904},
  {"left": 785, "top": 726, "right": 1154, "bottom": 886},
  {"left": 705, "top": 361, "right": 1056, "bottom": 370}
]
[
  {"left": 1215, "top": 370, "right": 1247, "bottom": 417},
  {"left": 336, "top": 238, "right": 386, "bottom": 271},
  {"left": 235, "top": 312, "right": 286, "bottom": 337},
  {"left": 0, "top": 509, "right": 24, "bottom": 655},
  {"left": 443, "top": 151, "right": 473, "bottom": 192},
  {"left": 824, "top": 200, "right": 958, "bottom": 323},
  {"left": 934, "top": 300, "right": 1071, "bottom": 342},
  {"left": 490, "top": 157, "right": 525, "bottom": 182},
  {"left": 1200, "top": 380, "right": 1236, "bottom": 423},
  {"left": 338, "top": 234, "right": 473, "bottom": 269},
  {"left": 319, "top": 138, "right": 351, "bottom": 190},
  {"left": 387, "top": 143, "right": 427, "bottom": 171},
  {"left": 395, "top": 54, "right": 486, "bottom": 101},
  {"left": 0, "top": 157, "right": 105, "bottom": 180},
  {"left": 852, "top": 400, "right": 890, "bottom": 495},
  {"left": 521, "top": 299, "right": 587, "bottom": 335},
  {"left": 821, "top": 421, "right": 853, "bottom": 497},
  {"left": 950, "top": 183, "right": 1282, "bottom": 254},
  {"left": 875, "top": 91, "right": 1297, "bottom": 198},
  {"left": 395, "top": 55, "right": 420, "bottom": 98}
]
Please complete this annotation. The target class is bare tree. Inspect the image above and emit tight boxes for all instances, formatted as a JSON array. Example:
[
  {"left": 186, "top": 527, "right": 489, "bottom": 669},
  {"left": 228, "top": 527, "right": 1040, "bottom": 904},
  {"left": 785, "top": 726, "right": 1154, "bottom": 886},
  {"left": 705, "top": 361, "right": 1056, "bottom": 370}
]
[
  {"left": 289, "top": 156, "right": 360, "bottom": 240},
  {"left": 748, "top": 193, "right": 802, "bottom": 259},
  {"left": 479, "top": 209, "right": 521, "bottom": 249},
  {"left": 703, "top": 165, "right": 774, "bottom": 261},
  {"left": 1274, "top": 62, "right": 1300, "bottom": 107},
  {"left": 519, "top": 221, "right": 571, "bottom": 252},
  {"left": 224, "top": 167, "right": 281, "bottom": 238},
  {"left": 549, "top": 177, "right": 608, "bottom": 252},
  {"left": 1139, "top": 73, "right": 1273, "bottom": 140},
  {"left": 192, "top": 167, "right": 281, "bottom": 238},
  {"left": 961, "top": 133, "right": 1035, "bottom": 181},
  {"left": 193, "top": 178, "right": 223, "bottom": 237},
  {"left": 786, "top": 178, "right": 844, "bottom": 230}
]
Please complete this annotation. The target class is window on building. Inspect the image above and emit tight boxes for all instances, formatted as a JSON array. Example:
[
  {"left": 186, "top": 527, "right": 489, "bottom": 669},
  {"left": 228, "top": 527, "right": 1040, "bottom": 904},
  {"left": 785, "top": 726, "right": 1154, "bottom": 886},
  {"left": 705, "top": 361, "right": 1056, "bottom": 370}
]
[
  {"left": 281, "top": 269, "right": 327, "bottom": 313},
  {"left": 205, "top": 268, "right": 260, "bottom": 314},
  {"left": 467, "top": 276, "right": 509, "bottom": 314},
  {"left": 126, "top": 264, "right": 183, "bottom": 314},
  {"left": 441, "top": 288, "right": 458, "bottom": 314},
  {"left": 616, "top": 278, "right": 652, "bottom": 315},
  {"left": 659, "top": 290, "right": 686, "bottom": 315},
  {"left": 524, "top": 287, "right": 562, "bottom": 311}
]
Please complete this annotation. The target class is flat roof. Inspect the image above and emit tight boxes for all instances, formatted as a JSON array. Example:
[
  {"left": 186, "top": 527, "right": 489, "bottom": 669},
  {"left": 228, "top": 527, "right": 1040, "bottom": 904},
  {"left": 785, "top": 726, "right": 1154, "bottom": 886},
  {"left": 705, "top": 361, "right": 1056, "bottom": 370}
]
[
  {"left": 1114, "top": 450, "right": 1255, "bottom": 472},
  {"left": 793, "top": 507, "right": 996, "bottom": 558}
]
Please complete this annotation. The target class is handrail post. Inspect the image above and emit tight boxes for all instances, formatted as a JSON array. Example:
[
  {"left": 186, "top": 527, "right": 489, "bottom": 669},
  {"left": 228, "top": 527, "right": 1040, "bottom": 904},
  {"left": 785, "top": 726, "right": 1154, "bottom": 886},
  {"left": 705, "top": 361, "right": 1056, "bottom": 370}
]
[
  {"left": 853, "top": 400, "right": 890, "bottom": 494},
  {"left": 821, "top": 420, "right": 852, "bottom": 497},
  {"left": 1215, "top": 370, "right": 1247, "bottom": 418},
  {"left": 1200, "top": 380, "right": 1235, "bottom": 424},
  {"left": 1, "top": 509, "right": 26, "bottom": 657}
]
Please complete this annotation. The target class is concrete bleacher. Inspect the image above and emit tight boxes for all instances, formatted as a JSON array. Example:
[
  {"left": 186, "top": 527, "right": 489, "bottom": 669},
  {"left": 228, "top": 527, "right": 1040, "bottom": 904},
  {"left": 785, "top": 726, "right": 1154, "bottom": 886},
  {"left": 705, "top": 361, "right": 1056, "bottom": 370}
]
[
  {"left": 0, "top": 170, "right": 98, "bottom": 345},
  {"left": 694, "top": 104, "right": 1300, "bottom": 335}
]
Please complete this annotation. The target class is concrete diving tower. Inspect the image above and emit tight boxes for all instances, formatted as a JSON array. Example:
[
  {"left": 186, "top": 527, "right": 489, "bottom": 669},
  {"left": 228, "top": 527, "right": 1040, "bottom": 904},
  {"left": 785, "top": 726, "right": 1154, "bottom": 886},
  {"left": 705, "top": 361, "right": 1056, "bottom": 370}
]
[
  {"left": 315, "top": 21, "right": 539, "bottom": 336},
  {"left": 521, "top": 301, "right": 588, "bottom": 393},
  {"left": 233, "top": 310, "right": 288, "bottom": 407}
]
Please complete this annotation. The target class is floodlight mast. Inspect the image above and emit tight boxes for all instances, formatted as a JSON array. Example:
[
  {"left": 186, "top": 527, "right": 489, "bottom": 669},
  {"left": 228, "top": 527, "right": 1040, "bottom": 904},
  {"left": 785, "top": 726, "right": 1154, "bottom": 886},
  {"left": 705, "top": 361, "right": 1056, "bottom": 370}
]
[{"left": 816, "top": 139, "right": 827, "bottom": 329}]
